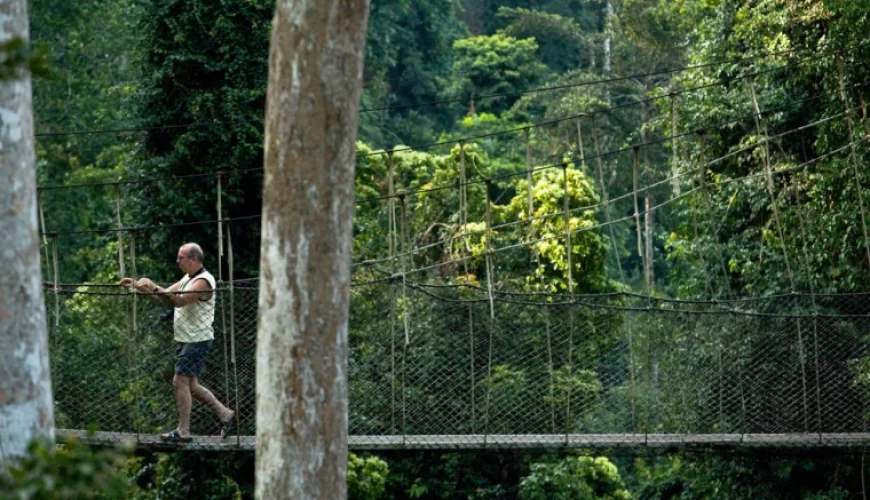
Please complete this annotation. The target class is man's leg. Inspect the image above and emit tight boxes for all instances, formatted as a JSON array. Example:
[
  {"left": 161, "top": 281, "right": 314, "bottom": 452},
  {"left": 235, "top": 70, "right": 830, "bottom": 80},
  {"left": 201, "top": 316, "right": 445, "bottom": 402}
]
[
  {"left": 173, "top": 374, "right": 194, "bottom": 438},
  {"left": 190, "top": 377, "right": 234, "bottom": 422}
]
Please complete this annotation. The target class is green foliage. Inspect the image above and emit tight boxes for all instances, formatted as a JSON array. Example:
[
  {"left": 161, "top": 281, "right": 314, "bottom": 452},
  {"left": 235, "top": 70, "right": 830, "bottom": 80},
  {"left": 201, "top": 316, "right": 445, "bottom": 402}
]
[
  {"left": 0, "top": 438, "right": 137, "bottom": 500},
  {"left": 545, "top": 367, "right": 602, "bottom": 410},
  {"left": 0, "top": 37, "right": 47, "bottom": 80},
  {"left": 132, "top": 0, "right": 275, "bottom": 279},
  {"left": 659, "top": 0, "right": 870, "bottom": 298},
  {"left": 497, "top": 7, "right": 589, "bottom": 73},
  {"left": 348, "top": 453, "right": 389, "bottom": 500},
  {"left": 128, "top": 452, "right": 251, "bottom": 500},
  {"left": 34, "top": 0, "right": 870, "bottom": 498},
  {"left": 360, "top": 0, "right": 466, "bottom": 147},
  {"left": 633, "top": 454, "right": 852, "bottom": 499},
  {"left": 382, "top": 451, "right": 527, "bottom": 499},
  {"left": 501, "top": 167, "right": 609, "bottom": 293},
  {"left": 31, "top": 0, "right": 143, "bottom": 282},
  {"left": 519, "top": 455, "right": 631, "bottom": 500},
  {"left": 447, "top": 33, "right": 548, "bottom": 114}
]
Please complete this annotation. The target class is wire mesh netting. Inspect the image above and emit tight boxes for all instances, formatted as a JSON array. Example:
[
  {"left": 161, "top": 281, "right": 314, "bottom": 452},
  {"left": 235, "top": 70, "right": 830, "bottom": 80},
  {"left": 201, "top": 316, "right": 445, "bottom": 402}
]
[{"left": 47, "top": 281, "right": 870, "bottom": 450}]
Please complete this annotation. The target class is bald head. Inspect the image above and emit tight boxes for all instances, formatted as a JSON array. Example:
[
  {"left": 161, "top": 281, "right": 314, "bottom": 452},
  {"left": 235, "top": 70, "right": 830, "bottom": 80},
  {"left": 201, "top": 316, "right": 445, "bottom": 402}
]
[{"left": 180, "top": 243, "right": 204, "bottom": 263}]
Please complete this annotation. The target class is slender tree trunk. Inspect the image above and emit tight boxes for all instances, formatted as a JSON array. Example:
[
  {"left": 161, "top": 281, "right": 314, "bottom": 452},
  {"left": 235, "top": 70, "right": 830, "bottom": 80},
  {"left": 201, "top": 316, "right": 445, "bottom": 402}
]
[
  {"left": 603, "top": 2, "right": 613, "bottom": 105},
  {"left": 641, "top": 94, "right": 654, "bottom": 291},
  {"left": 603, "top": 1, "right": 612, "bottom": 73},
  {"left": 256, "top": 0, "right": 369, "bottom": 497},
  {"left": 0, "top": 0, "right": 55, "bottom": 464},
  {"left": 644, "top": 197, "right": 654, "bottom": 290}
]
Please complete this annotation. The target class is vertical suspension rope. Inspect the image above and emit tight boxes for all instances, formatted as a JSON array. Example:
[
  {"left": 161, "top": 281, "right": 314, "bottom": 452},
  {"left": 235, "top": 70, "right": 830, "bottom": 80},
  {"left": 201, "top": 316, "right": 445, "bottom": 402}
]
[
  {"left": 836, "top": 55, "right": 870, "bottom": 275},
  {"left": 591, "top": 115, "right": 635, "bottom": 430},
  {"left": 386, "top": 151, "right": 398, "bottom": 432},
  {"left": 717, "top": 309, "right": 724, "bottom": 427},
  {"left": 794, "top": 170, "right": 819, "bottom": 434},
  {"left": 634, "top": 147, "right": 653, "bottom": 319},
  {"left": 38, "top": 189, "right": 47, "bottom": 247},
  {"left": 689, "top": 175, "right": 714, "bottom": 297},
  {"left": 540, "top": 300, "right": 554, "bottom": 432},
  {"left": 591, "top": 116, "right": 627, "bottom": 286},
  {"left": 458, "top": 144, "right": 468, "bottom": 263},
  {"left": 561, "top": 161, "right": 576, "bottom": 443},
  {"left": 669, "top": 93, "right": 681, "bottom": 197},
  {"left": 459, "top": 143, "right": 476, "bottom": 432},
  {"left": 749, "top": 79, "right": 810, "bottom": 433},
  {"left": 576, "top": 116, "right": 587, "bottom": 170},
  {"left": 50, "top": 234, "right": 61, "bottom": 400},
  {"left": 129, "top": 231, "right": 139, "bottom": 441},
  {"left": 227, "top": 221, "right": 240, "bottom": 446},
  {"left": 749, "top": 79, "right": 811, "bottom": 432},
  {"left": 674, "top": 96, "right": 722, "bottom": 426},
  {"left": 696, "top": 131, "right": 732, "bottom": 299},
  {"left": 388, "top": 276, "right": 398, "bottom": 434},
  {"left": 216, "top": 174, "right": 230, "bottom": 406},
  {"left": 749, "top": 79, "right": 796, "bottom": 290},
  {"left": 130, "top": 232, "right": 138, "bottom": 332},
  {"left": 798, "top": 131, "right": 824, "bottom": 435},
  {"left": 37, "top": 189, "right": 49, "bottom": 278},
  {"left": 114, "top": 183, "right": 136, "bottom": 435},
  {"left": 52, "top": 235, "right": 59, "bottom": 329},
  {"left": 859, "top": 92, "right": 870, "bottom": 136},
  {"left": 632, "top": 147, "right": 644, "bottom": 276},
  {"left": 399, "top": 195, "right": 412, "bottom": 346},
  {"left": 697, "top": 129, "right": 741, "bottom": 435},
  {"left": 115, "top": 184, "right": 126, "bottom": 279},
  {"left": 38, "top": 190, "right": 54, "bottom": 305},
  {"left": 524, "top": 127, "right": 542, "bottom": 288},
  {"left": 640, "top": 143, "right": 656, "bottom": 300},
  {"left": 525, "top": 128, "right": 535, "bottom": 241},
  {"left": 483, "top": 180, "right": 496, "bottom": 445},
  {"left": 640, "top": 95, "right": 656, "bottom": 296},
  {"left": 398, "top": 193, "right": 411, "bottom": 440},
  {"left": 526, "top": 126, "right": 556, "bottom": 430},
  {"left": 50, "top": 234, "right": 59, "bottom": 392},
  {"left": 631, "top": 145, "right": 654, "bottom": 434},
  {"left": 388, "top": 151, "right": 397, "bottom": 271},
  {"left": 483, "top": 181, "right": 496, "bottom": 320},
  {"left": 631, "top": 145, "right": 653, "bottom": 430},
  {"left": 644, "top": 194, "right": 653, "bottom": 293},
  {"left": 561, "top": 162, "right": 575, "bottom": 297},
  {"left": 217, "top": 174, "right": 224, "bottom": 282}
]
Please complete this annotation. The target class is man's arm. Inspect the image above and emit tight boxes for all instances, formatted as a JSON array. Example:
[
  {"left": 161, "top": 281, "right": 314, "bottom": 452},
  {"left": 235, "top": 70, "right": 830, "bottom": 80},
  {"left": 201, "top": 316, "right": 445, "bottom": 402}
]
[
  {"left": 155, "top": 278, "right": 212, "bottom": 308},
  {"left": 120, "top": 277, "right": 183, "bottom": 307}
]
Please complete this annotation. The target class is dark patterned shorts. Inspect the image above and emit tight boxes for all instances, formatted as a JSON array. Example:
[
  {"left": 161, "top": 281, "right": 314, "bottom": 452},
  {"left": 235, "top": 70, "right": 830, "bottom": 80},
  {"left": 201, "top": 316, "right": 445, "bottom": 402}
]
[{"left": 174, "top": 340, "right": 213, "bottom": 376}]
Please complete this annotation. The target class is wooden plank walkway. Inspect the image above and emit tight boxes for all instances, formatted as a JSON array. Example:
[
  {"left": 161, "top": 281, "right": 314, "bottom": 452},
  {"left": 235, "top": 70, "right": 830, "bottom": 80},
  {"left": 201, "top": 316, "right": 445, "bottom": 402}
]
[{"left": 57, "top": 429, "right": 870, "bottom": 451}]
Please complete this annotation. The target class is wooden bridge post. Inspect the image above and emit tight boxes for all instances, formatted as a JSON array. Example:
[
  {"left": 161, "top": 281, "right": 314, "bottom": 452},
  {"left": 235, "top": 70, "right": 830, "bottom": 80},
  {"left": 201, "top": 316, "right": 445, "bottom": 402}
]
[{"left": 216, "top": 175, "right": 231, "bottom": 411}]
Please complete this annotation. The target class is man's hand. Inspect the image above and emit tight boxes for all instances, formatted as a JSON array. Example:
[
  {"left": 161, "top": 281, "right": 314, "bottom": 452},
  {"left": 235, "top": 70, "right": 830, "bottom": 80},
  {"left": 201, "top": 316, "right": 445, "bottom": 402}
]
[{"left": 120, "top": 277, "right": 157, "bottom": 293}]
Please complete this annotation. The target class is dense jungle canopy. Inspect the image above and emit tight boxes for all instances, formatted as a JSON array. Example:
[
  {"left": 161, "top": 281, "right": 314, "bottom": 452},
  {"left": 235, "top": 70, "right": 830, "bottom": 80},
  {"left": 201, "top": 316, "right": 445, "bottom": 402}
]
[{"left": 9, "top": 0, "right": 870, "bottom": 498}]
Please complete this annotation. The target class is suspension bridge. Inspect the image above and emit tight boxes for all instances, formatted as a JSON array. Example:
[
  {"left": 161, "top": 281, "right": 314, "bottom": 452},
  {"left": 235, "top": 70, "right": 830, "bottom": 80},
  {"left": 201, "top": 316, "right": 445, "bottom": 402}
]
[
  {"left": 39, "top": 45, "right": 870, "bottom": 451},
  {"left": 48, "top": 283, "right": 870, "bottom": 451}
]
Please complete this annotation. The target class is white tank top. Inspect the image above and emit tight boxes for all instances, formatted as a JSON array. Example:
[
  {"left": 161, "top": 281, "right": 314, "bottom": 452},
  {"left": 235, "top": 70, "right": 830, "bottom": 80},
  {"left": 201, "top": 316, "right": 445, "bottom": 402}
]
[{"left": 173, "top": 269, "right": 216, "bottom": 343}]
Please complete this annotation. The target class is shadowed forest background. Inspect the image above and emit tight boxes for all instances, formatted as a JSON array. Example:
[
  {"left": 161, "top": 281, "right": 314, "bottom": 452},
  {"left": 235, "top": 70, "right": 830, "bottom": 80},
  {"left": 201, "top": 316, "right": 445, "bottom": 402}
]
[{"left": 9, "top": 0, "right": 870, "bottom": 498}]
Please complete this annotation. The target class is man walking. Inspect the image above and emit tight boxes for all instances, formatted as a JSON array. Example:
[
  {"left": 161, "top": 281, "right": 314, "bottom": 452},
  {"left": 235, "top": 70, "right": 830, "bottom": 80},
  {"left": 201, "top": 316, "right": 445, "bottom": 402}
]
[{"left": 121, "top": 242, "right": 235, "bottom": 443}]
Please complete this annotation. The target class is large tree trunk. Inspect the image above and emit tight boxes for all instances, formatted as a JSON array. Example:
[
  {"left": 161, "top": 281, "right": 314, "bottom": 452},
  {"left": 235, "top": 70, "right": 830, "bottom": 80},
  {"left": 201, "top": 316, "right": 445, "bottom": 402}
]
[
  {"left": 256, "top": 0, "right": 369, "bottom": 497},
  {"left": 0, "top": 0, "right": 54, "bottom": 463}
]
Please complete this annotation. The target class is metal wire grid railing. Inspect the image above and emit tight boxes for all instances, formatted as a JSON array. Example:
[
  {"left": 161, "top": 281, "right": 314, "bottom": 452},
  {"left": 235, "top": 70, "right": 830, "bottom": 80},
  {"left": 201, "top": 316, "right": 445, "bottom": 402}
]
[{"left": 48, "top": 282, "right": 870, "bottom": 450}]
